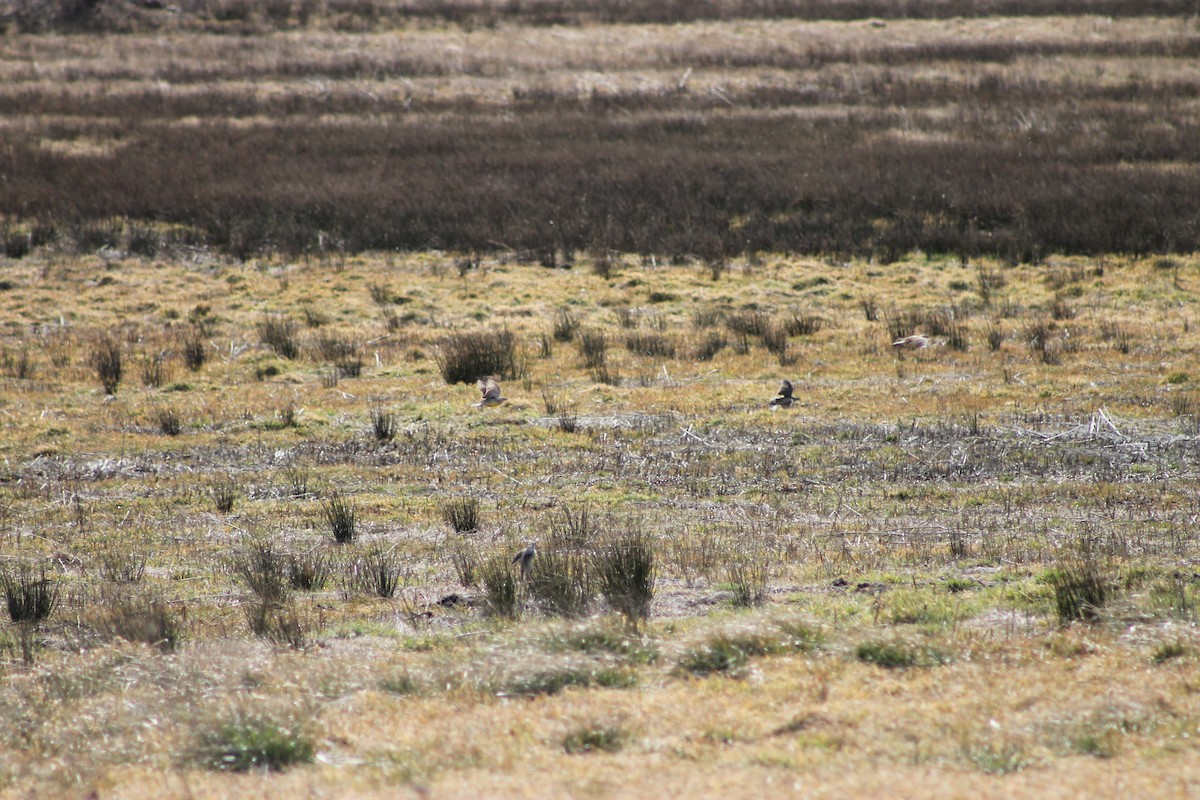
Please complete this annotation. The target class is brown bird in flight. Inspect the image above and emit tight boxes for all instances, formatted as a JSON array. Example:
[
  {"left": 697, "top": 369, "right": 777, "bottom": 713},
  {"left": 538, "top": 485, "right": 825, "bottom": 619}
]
[
  {"left": 769, "top": 379, "right": 795, "bottom": 408},
  {"left": 472, "top": 377, "right": 508, "bottom": 408},
  {"left": 891, "top": 334, "right": 930, "bottom": 351}
]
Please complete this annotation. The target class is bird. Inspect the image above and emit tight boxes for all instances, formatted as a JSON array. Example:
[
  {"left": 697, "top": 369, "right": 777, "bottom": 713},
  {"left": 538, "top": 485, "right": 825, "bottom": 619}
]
[
  {"left": 769, "top": 379, "right": 795, "bottom": 409},
  {"left": 892, "top": 334, "right": 930, "bottom": 350},
  {"left": 472, "top": 377, "right": 507, "bottom": 408},
  {"left": 512, "top": 541, "right": 537, "bottom": 580}
]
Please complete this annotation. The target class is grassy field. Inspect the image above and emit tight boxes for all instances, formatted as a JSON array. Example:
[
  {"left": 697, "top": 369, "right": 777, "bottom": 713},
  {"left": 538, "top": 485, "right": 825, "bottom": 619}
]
[
  {"left": 2, "top": 3, "right": 1200, "bottom": 798},
  {"left": 1, "top": 248, "right": 1198, "bottom": 798}
]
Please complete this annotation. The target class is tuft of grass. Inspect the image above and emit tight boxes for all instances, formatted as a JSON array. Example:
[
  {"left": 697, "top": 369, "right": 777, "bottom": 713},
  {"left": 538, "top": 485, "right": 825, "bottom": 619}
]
[
  {"left": 98, "top": 547, "right": 148, "bottom": 583},
  {"left": 692, "top": 331, "right": 727, "bottom": 361},
  {"left": 138, "top": 351, "right": 171, "bottom": 388},
  {"left": 963, "top": 738, "right": 1027, "bottom": 774},
  {"left": 91, "top": 334, "right": 123, "bottom": 395},
  {"left": 480, "top": 553, "right": 520, "bottom": 620},
  {"left": 563, "top": 723, "right": 626, "bottom": 755},
  {"left": 196, "top": 710, "right": 315, "bottom": 772},
  {"left": 436, "top": 329, "right": 524, "bottom": 385},
  {"left": 546, "top": 623, "right": 660, "bottom": 665},
  {"left": 594, "top": 527, "right": 656, "bottom": 629},
  {"left": 209, "top": 479, "right": 239, "bottom": 514},
  {"left": 231, "top": 542, "right": 291, "bottom": 605},
  {"left": 624, "top": 330, "right": 676, "bottom": 358},
  {"left": 442, "top": 497, "right": 480, "bottom": 533},
  {"left": 447, "top": 538, "right": 480, "bottom": 588},
  {"left": 855, "top": 637, "right": 949, "bottom": 669},
  {"left": 245, "top": 602, "right": 310, "bottom": 649},
  {"left": 181, "top": 329, "right": 209, "bottom": 371},
  {"left": 154, "top": 405, "right": 183, "bottom": 436},
  {"left": 1048, "top": 554, "right": 1112, "bottom": 623},
  {"left": 97, "top": 591, "right": 182, "bottom": 651},
  {"left": 726, "top": 551, "right": 770, "bottom": 608},
  {"left": 676, "top": 633, "right": 780, "bottom": 677},
  {"left": 352, "top": 544, "right": 404, "bottom": 598},
  {"left": 370, "top": 407, "right": 398, "bottom": 443},
  {"left": 321, "top": 493, "right": 357, "bottom": 544},
  {"left": 553, "top": 307, "right": 580, "bottom": 342},
  {"left": 1, "top": 565, "right": 59, "bottom": 624},
  {"left": 499, "top": 665, "right": 635, "bottom": 697},
  {"left": 578, "top": 329, "right": 609, "bottom": 372},
  {"left": 528, "top": 545, "right": 594, "bottom": 618},
  {"left": 287, "top": 551, "right": 330, "bottom": 592},
  {"left": 256, "top": 314, "right": 301, "bottom": 360}
]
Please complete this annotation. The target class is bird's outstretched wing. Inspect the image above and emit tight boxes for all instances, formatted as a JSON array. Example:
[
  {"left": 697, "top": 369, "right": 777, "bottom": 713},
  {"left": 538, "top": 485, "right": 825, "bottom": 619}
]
[
  {"left": 777, "top": 379, "right": 794, "bottom": 398},
  {"left": 892, "top": 334, "right": 930, "bottom": 350},
  {"left": 479, "top": 378, "right": 501, "bottom": 401}
]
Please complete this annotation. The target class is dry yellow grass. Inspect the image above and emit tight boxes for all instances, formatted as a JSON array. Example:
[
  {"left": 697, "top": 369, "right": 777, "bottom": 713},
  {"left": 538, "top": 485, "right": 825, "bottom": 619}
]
[{"left": 0, "top": 247, "right": 1198, "bottom": 797}]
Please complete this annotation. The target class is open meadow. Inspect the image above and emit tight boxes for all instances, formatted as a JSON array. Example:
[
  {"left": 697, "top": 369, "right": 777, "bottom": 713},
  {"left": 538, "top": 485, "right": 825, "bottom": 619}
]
[{"left": 2, "top": 1, "right": 1200, "bottom": 798}]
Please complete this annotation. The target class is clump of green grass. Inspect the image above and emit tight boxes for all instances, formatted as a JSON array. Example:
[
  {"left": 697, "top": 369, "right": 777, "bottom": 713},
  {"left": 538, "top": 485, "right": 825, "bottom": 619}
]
[
  {"left": 594, "top": 527, "right": 656, "bottom": 629},
  {"left": 370, "top": 407, "right": 398, "bottom": 443},
  {"left": 962, "top": 738, "right": 1027, "bottom": 774},
  {"left": 624, "top": 330, "right": 676, "bottom": 358},
  {"left": 675, "top": 631, "right": 784, "bottom": 677},
  {"left": 692, "top": 331, "right": 727, "bottom": 361},
  {"left": 1, "top": 565, "right": 59, "bottom": 624},
  {"left": 245, "top": 602, "right": 310, "bottom": 649},
  {"left": 321, "top": 493, "right": 357, "bottom": 544},
  {"left": 98, "top": 546, "right": 147, "bottom": 583},
  {"left": 196, "top": 710, "right": 315, "bottom": 772},
  {"left": 726, "top": 551, "right": 770, "bottom": 608},
  {"left": 480, "top": 553, "right": 520, "bottom": 620},
  {"left": 855, "top": 636, "right": 949, "bottom": 669},
  {"left": 287, "top": 551, "right": 330, "bottom": 591},
  {"left": 499, "top": 665, "right": 636, "bottom": 697},
  {"left": 442, "top": 497, "right": 480, "bottom": 533},
  {"left": 446, "top": 538, "right": 480, "bottom": 588},
  {"left": 138, "top": 351, "right": 171, "bottom": 388},
  {"left": 545, "top": 623, "right": 660, "bottom": 665},
  {"left": 181, "top": 329, "right": 209, "bottom": 371},
  {"left": 350, "top": 544, "right": 404, "bottom": 598},
  {"left": 529, "top": 545, "right": 594, "bottom": 618},
  {"left": 1047, "top": 553, "right": 1112, "bottom": 623},
  {"left": 563, "top": 722, "right": 626, "bottom": 754}
]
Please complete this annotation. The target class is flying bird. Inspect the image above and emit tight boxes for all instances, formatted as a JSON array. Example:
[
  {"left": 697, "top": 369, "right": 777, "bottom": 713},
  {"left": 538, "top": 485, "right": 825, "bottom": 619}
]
[
  {"left": 892, "top": 334, "right": 930, "bottom": 351},
  {"left": 472, "top": 377, "right": 508, "bottom": 408},
  {"left": 512, "top": 541, "right": 537, "bottom": 580},
  {"left": 769, "top": 379, "right": 795, "bottom": 408}
]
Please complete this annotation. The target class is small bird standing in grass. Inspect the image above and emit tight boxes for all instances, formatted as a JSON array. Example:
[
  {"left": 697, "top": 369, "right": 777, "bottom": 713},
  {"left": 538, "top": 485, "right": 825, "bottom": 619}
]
[
  {"left": 769, "top": 379, "right": 795, "bottom": 409},
  {"left": 472, "top": 377, "right": 508, "bottom": 408},
  {"left": 892, "top": 334, "right": 930, "bottom": 350},
  {"left": 513, "top": 541, "right": 537, "bottom": 580}
]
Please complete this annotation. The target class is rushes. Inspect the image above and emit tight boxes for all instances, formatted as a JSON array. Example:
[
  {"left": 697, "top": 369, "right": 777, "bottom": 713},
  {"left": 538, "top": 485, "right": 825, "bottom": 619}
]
[
  {"left": 594, "top": 527, "right": 656, "bottom": 629},
  {"left": 1, "top": 565, "right": 59, "bottom": 624},
  {"left": 480, "top": 553, "right": 520, "bottom": 619},
  {"left": 91, "top": 334, "right": 123, "bottom": 395},
  {"left": 436, "top": 329, "right": 524, "bottom": 385},
  {"left": 442, "top": 497, "right": 480, "bottom": 533},
  {"left": 321, "top": 493, "right": 357, "bottom": 544},
  {"left": 257, "top": 314, "right": 301, "bottom": 360}
]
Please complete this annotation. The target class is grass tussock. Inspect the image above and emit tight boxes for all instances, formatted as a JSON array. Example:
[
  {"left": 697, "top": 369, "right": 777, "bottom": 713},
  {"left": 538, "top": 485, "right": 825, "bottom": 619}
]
[
  {"left": 196, "top": 709, "right": 315, "bottom": 772},
  {"left": 436, "top": 329, "right": 524, "bottom": 385}
]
